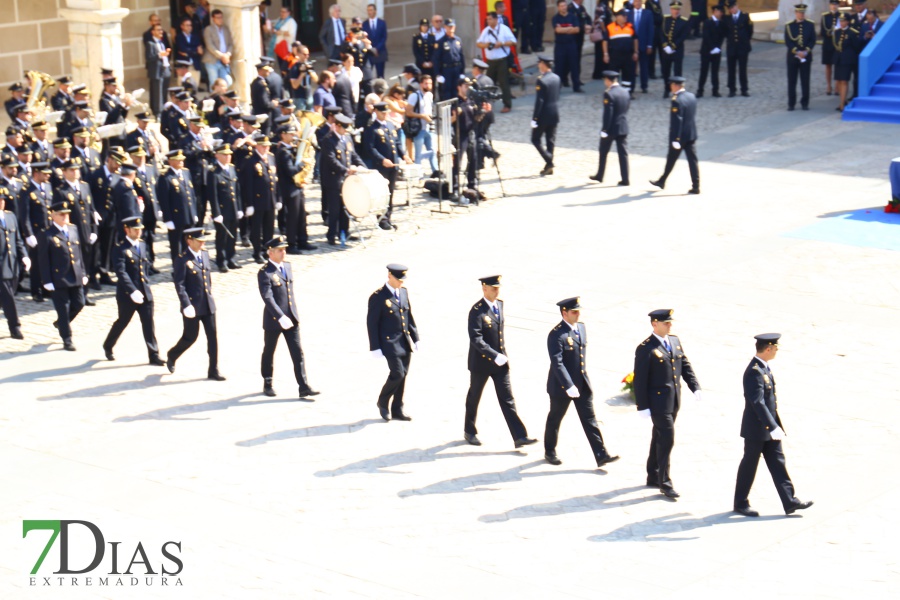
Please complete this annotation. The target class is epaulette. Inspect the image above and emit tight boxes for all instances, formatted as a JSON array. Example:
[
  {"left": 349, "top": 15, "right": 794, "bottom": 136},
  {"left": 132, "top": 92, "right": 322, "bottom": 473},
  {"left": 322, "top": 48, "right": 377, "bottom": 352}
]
[
  {"left": 680, "top": 16, "right": 689, "bottom": 21},
  {"left": 640, "top": 336, "right": 652, "bottom": 346},
  {"left": 474, "top": 301, "right": 483, "bottom": 310},
  {"left": 752, "top": 363, "right": 766, "bottom": 376},
  {"left": 553, "top": 323, "right": 561, "bottom": 330},
  {"left": 850, "top": 27, "right": 859, "bottom": 33},
  {"left": 159, "top": 166, "right": 170, "bottom": 175},
  {"left": 805, "top": 19, "right": 814, "bottom": 23},
  {"left": 822, "top": 11, "right": 830, "bottom": 15}
]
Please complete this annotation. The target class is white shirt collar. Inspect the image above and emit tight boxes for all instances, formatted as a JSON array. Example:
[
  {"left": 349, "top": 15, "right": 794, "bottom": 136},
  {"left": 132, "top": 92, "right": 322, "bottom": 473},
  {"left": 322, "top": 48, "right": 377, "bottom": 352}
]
[
  {"left": 483, "top": 297, "right": 499, "bottom": 310},
  {"left": 190, "top": 248, "right": 203, "bottom": 261},
  {"left": 385, "top": 282, "right": 401, "bottom": 295},
  {"left": 128, "top": 236, "right": 141, "bottom": 247},
  {"left": 55, "top": 223, "right": 67, "bottom": 233},
  {"left": 755, "top": 356, "right": 770, "bottom": 370},
  {"left": 653, "top": 332, "right": 670, "bottom": 346},
  {"left": 269, "top": 259, "right": 283, "bottom": 269},
  {"left": 566, "top": 320, "right": 579, "bottom": 331}
]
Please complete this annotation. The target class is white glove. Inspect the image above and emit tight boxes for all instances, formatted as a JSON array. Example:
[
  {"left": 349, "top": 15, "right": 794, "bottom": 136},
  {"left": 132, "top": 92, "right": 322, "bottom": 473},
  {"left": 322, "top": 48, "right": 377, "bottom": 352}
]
[
  {"left": 711, "top": 47, "right": 721, "bottom": 55},
  {"left": 182, "top": 305, "right": 196, "bottom": 319},
  {"left": 413, "top": 341, "right": 420, "bottom": 352},
  {"left": 275, "top": 202, "right": 283, "bottom": 211},
  {"left": 245, "top": 206, "right": 255, "bottom": 217},
  {"left": 26, "top": 235, "right": 37, "bottom": 248},
  {"left": 693, "top": 390, "right": 702, "bottom": 402},
  {"left": 494, "top": 353, "right": 508, "bottom": 366},
  {"left": 237, "top": 210, "right": 244, "bottom": 219},
  {"left": 565, "top": 385, "right": 580, "bottom": 399},
  {"left": 663, "top": 46, "right": 675, "bottom": 55},
  {"left": 22, "top": 256, "right": 31, "bottom": 271},
  {"left": 82, "top": 276, "right": 88, "bottom": 286},
  {"left": 530, "top": 119, "right": 538, "bottom": 129},
  {"left": 88, "top": 233, "right": 98, "bottom": 244},
  {"left": 672, "top": 141, "right": 682, "bottom": 150},
  {"left": 213, "top": 215, "right": 224, "bottom": 224},
  {"left": 437, "top": 75, "right": 445, "bottom": 84},
  {"left": 600, "top": 131, "right": 608, "bottom": 139},
  {"left": 371, "top": 349, "right": 384, "bottom": 358},
  {"left": 157, "top": 210, "right": 164, "bottom": 219},
  {"left": 769, "top": 426, "right": 785, "bottom": 441},
  {"left": 278, "top": 315, "right": 293, "bottom": 329},
  {"left": 93, "top": 211, "right": 101, "bottom": 224},
  {"left": 165, "top": 221, "right": 176, "bottom": 231},
  {"left": 43, "top": 283, "right": 55, "bottom": 291},
  {"left": 637, "top": 408, "right": 651, "bottom": 420},
  {"left": 130, "top": 290, "right": 144, "bottom": 304}
]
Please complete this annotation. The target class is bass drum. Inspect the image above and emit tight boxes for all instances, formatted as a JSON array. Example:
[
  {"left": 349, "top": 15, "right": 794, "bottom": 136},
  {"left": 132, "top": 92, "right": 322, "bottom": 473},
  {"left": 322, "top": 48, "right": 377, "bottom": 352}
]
[{"left": 342, "top": 171, "right": 390, "bottom": 219}]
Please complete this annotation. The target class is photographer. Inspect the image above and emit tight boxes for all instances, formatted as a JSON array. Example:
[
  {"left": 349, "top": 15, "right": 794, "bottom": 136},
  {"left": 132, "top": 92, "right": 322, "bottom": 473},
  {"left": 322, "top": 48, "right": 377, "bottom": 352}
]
[
  {"left": 288, "top": 43, "right": 318, "bottom": 111},
  {"left": 476, "top": 11, "right": 516, "bottom": 112},
  {"left": 450, "top": 77, "right": 487, "bottom": 199}
]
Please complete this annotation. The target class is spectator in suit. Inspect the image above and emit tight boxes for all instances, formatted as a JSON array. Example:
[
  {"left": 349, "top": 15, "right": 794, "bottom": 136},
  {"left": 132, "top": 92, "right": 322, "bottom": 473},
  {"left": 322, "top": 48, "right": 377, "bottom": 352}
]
[
  {"left": 329, "top": 60, "right": 355, "bottom": 118},
  {"left": 203, "top": 10, "right": 234, "bottom": 88},
  {"left": 175, "top": 16, "right": 204, "bottom": 86},
  {"left": 363, "top": 4, "right": 389, "bottom": 79},
  {"left": 145, "top": 23, "right": 172, "bottom": 118},
  {"left": 319, "top": 4, "right": 347, "bottom": 61},
  {"left": 860, "top": 10, "right": 882, "bottom": 50},
  {"left": 142, "top": 14, "right": 171, "bottom": 51},
  {"left": 628, "top": 0, "right": 655, "bottom": 93}
]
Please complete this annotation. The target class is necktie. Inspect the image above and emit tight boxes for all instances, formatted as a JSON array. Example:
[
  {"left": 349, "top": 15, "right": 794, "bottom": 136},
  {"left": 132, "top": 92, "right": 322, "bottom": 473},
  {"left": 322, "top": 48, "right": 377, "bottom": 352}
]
[
  {"left": 574, "top": 327, "right": 581, "bottom": 341},
  {"left": 196, "top": 253, "right": 203, "bottom": 269},
  {"left": 63, "top": 227, "right": 69, "bottom": 241},
  {"left": 280, "top": 266, "right": 287, "bottom": 280},
  {"left": 394, "top": 290, "right": 399, "bottom": 303},
  {"left": 134, "top": 243, "right": 140, "bottom": 257},
  {"left": 0, "top": 215, "right": 5, "bottom": 229},
  {"left": 492, "top": 305, "right": 499, "bottom": 318},
  {"left": 664, "top": 339, "right": 671, "bottom": 353}
]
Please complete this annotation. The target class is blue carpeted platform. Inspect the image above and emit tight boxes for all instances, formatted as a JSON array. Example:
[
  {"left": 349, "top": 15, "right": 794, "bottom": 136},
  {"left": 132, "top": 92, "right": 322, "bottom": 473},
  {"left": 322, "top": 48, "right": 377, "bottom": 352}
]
[{"left": 784, "top": 208, "right": 900, "bottom": 252}]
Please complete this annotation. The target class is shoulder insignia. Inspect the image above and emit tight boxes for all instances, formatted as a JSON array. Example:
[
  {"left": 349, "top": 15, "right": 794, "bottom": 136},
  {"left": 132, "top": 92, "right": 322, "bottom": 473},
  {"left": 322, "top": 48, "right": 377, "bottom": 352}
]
[
  {"left": 125, "top": 249, "right": 132, "bottom": 258},
  {"left": 31, "top": 192, "right": 37, "bottom": 200},
  {"left": 680, "top": 16, "right": 689, "bottom": 21},
  {"left": 653, "top": 348, "right": 663, "bottom": 358}
]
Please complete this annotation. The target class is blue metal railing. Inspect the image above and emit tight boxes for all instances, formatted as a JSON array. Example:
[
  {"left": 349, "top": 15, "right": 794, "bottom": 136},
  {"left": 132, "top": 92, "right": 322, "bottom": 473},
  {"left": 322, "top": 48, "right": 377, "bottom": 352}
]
[{"left": 860, "top": 9, "right": 900, "bottom": 96}]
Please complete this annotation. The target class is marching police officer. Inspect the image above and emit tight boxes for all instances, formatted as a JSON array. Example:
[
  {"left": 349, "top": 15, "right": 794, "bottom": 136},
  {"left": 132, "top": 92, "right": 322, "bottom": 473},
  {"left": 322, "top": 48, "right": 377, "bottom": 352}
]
[
  {"left": 239, "top": 136, "right": 279, "bottom": 263},
  {"left": 111, "top": 163, "right": 143, "bottom": 226},
  {"left": 321, "top": 113, "right": 364, "bottom": 245},
  {"left": 785, "top": 3, "right": 817, "bottom": 111},
  {"left": 99, "top": 77, "right": 133, "bottom": 149},
  {"left": 464, "top": 275, "right": 537, "bottom": 448},
  {"left": 435, "top": 19, "right": 466, "bottom": 99},
  {"left": 70, "top": 127, "right": 103, "bottom": 185},
  {"left": 659, "top": 0, "right": 690, "bottom": 97},
  {"left": 531, "top": 56, "right": 560, "bottom": 177},
  {"left": 39, "top": 200, "right": 88, "bottom": 351},
  {"left": 19, "top": 161, "right": 53, "bottom": 302},
  {"left": 412, "top": 18, "right": 436, "bottom": 78},
  {"left": 90, "top": 148, "right": 125, "bottom": 284},
  {"left": 591, "top": 70, "right": 630, "bottom": 185},
  {"left": 257, "top": 235, "right": 320, "bottom": 399},
  {"left": 251, "top": 62, "right": 279, "bottom": 136},
  {"left": 364, "top": 102, "right": 411, "bottom": 231},
  {"left": 734, "top": 333, "right": 813, "bottom": 517},
  {"left": 544, "top": 297, "right": 619, "bottom": 467},
  {"left": 55, "top": 159, "right": 98, "bottom": 305},
  {"left": 207, "top": 143, "right": 244, "bottom": 271},
  {"left": 633, "top": 309, "right": 701, "bottom": 500},
  {"left": 102, "top": 216, "right": 164, "bottom": 365},
  {"left": 0, "top": 184, "right": 28, "bottom": 339},
  {"left": 273, "top": 126, "right": 314, "bottom": 255},
  {"left": 367, "top": 263, "right": 419, "bottom": 422},
  {"left": 129, "top": 145, "right": 161, "bottom": 274},
  {"left": 49, "top": 138, "right": 72, "bottom": 188},
  {"left": 650, "top": 76, "right": 700, "bottom": 194},
  {"left": 158, "top": 149, "right": 199, "bottom": 262},
  {"left": 166, "top": 227, "right": 225, "bottom": 381}
]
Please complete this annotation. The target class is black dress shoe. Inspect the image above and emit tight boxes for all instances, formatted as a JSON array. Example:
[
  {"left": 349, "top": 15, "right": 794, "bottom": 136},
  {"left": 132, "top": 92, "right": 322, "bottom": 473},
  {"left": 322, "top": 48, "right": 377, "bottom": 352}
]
[
  {"left": 149, "top": 266, "right": 161, "bottom": 275},
  {"left": 240, "top": 238, "right": 251, "bottom": 248},
  {"left": 573, "top": 88, "right": 585, "bottom": 93},
  {"left": 227, "top": 260, "right": 242, "bottom": 269},
  {"left": 544, "top": 453, "right": 562, "bottom": 465},
  {"left": 617, "top": 181, "right": 629, "bottom": 186},
  {"left": 84, "top": 297, "right": 96, "bottom": 306},
  {"left": 785, "top": 499, "right": 813, "bottom": 515},
  {"left": 298, "top": 387, "right": 320, "bottom": 397},
  {"left": 596, "top": 454, "right": 620, "bottom": 468},
  {"left": 52, "top": 320, "right": 59, "bottom": 329},
  {"left": 104, "top": 347, "right": 115, "bottom": 361},
  {"left": 514, "top": 437, "right": 538, "bottom": 448},
  {"left": 734, "top": 506, "right": 760, "bottom": 517},
  {"left": 649, "top": 179, "right": 665, "bottom": 190},
  {"left": 464, "top": 433, "right": 482, "bottom": 446},
  {"left": 801, "top": 106, "right": 809, "bottom": 111},
  {"left": 327, "top": 239, "right": 338, "bottom": 246},
  {"left": 589, "top": 174, "right": 602, "bottom": 182},
  {"left": 32, "top": 295, "right": 45, "bottom": 303},
  {"left": 787, "top": 106, "right": 795, "bottom": 111},
  {"left": 540, "top": 166, "right": 553, "bottom": 176},
  {"left": 208, "top": 372, "right": 227, "bottom": 381},
  {"left": 378, "top": 405, "right": 390, "bottom": 421},
  {"left": 696, "top": 90, "right": 704, "bottom": 98},
  {"left": 299, "top": 243, "right": 317, "bottom": 251},
  {"left": 662, "top": 488, "right": 681, "bottom": 499},
  {"left": 10, "top": 328, "right": 24, "bottom": 340},
  {"left": 378, "top": 219, "right": 393, "bottom": 231},
  {"left": 687, "top": 188, "right": 700, "bottom": 195},
  {"left": 645, "top": 481, "right": 659, "bottom": 488},
  {"left": 63, "top": 341, "right": 77, "bottom": 351},
  {"left": 263, "top": 378, "right": 276, "bottom": 397},
  {"left": 392, "top": 412, "right": 412, "bottom": 421},
  {"left": 728, "top": 91, "right": 736, "bottom": 97},
  {"left": 218, "top": 264, "right": 229, "bottom": 273},
  {"left": 166, "top": 358, "right": 175, "bottom": 373},
  {"left": 741, "top": 91, "right": 750, "bottom": 97},
  {"left": 712, "top": 91, "right": 722, "bottom": 98},
  {"left": 148, "top": 356, "right": 165, "bottom": 366}
]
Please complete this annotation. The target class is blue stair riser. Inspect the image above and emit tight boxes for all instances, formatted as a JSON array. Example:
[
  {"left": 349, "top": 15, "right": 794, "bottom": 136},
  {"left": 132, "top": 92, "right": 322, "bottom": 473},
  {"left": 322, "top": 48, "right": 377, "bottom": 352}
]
[
  {"left": 871, "top": 83, "right": 900, "bottom": 96},
  {"left": 851, "top": 96, "right": 900, "bottom": 111},
  {"left": 843, "top": 109, "right": 900, "bottom": 124},
  {"left": 887, "top": 60, "right": 900, "bottom": 74},
  {"left": 882, "top": 72, "right": 900, "bottom": 84}
]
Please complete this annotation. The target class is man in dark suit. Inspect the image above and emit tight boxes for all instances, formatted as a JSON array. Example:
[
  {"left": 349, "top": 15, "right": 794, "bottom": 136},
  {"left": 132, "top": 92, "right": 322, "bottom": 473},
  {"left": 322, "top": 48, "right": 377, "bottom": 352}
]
[
  {"left": 658, "top": 1, "right": 690, "bottom": 98},
  {"left": 0, "top": 186, "right": 28, "bottom": 339},
  {"left": 367, "top": 263, "right": 419, "bottom": 421},
  {"left": 464, "top": 275, "right": 537, "bottom": 448},
  {"left": 650, "top": 76, "right": 700, "bottom": 194},
  {"left": 320, "top": 114, "right": 363, "bottom": 245},
  {"left": 319, "top": 4, "right": 347, "bottom": 61},
  {"left": 544, "top": 297, "right": 619, "bottom": 467},
  {"left": 166, "top": 227, "right": 224, "bottom": 380},
  {"left": 734, "top": 334, "right": 813, "bottom": 517},
  {"left": 207, "top": 142, "right": 243, "bottom": 271},
  {"left": 698, "top": 4, "right": 726, "bottom": 97},
  {"left": 158, "top": 149, "right": 199, "bottom": 262},
  {"left": 257, "top": 235, "right": 320, "bottom": 399},
  {"left": 145, "top": 22, "right": 172, "bottom": 117},
  {"left": 239, "top": 137, "right": 278, "bottom": 263},
  {"left": 330, "top": 60, "right": 355, "bottom": 118},
  {"left": 785, "top": 4, "right": 817, "bottom": 111},
  {"left": 102, "top": 216, "right": 164, "bottom": 364},
  {"left": 174, "top": 16, "right": 204, "bottom": 74},
  {"left": 633, "top": 309, "right": 701, "bottom": 499},
  {"left": 531, "top": 56, "right": 561, "bottom": 176},
  {"left": 628, "top": 0, "right": 656, "bottom": 93},
  {"left": 39, "top": 200, "right": 88, "bottom": 351},
  {"left": 590, "top": 70, "right": 630, "bottom": 185},
  {"left": 725, "top": 0, "right": 753, "bottom": 96},
  {"left": 363, "top": 4, "right": 389, "bottom": 78}
]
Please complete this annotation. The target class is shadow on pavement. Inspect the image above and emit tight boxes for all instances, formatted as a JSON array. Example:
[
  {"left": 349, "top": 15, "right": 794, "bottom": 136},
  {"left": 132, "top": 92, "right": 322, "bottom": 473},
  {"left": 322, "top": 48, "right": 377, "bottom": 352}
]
[
  {"left": 235, "top": 419, "right": 386, "bottom": 447},
  {"left": 401, "top": 460, "right": 602, "bottom": 499},
  {"left": 0, "top": 358, "right": 116, "bottom": 382},
  {"left": 114, "top": 392, "right": 297, "bottom": 422},
  {"left": 315, "top": 440, "right": 522, "bottom": 477},
  {"left": 587, "top": 511, "right": 788, "bottom": 542},
  {"left": 564, "top": 190, "right": 656, "bottom": 207},
  {"left": 816, "top": 206, "right": 900, "bottom": 224},
  {"left": 38, "top": 372, "right": 197, "bottom": 401},
  {"left": 479, "top": 485, "right": 653, "bottom": 522}
]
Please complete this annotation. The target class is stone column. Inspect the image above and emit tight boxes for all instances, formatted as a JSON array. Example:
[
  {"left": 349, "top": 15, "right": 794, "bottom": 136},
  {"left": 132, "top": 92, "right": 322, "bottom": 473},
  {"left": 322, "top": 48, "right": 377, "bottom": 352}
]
[
  {"left": 773, "top": 0, "right": 827, "bottom": 42},
  {"left": 59, "top": 0, "right": 130, "bottom": 106},
  {"left": 215, "top": 0, "right": 264, "bottom": 104}
]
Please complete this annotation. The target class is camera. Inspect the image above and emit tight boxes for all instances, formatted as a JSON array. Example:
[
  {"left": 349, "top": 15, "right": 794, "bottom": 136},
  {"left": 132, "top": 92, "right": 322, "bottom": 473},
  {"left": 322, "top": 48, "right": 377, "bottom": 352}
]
[
  {"left": 469, "top": 84, "right": 502, "bottom": 104},
  {"left": 487, "top": 42, "right": 496, "bottom": 50}
]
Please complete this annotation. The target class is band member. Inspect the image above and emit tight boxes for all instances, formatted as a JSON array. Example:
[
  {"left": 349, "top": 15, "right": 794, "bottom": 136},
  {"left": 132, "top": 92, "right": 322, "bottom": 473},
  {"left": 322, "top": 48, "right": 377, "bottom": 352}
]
[
  {"left": 239, "top": 136, "right": 279, "bottom": 263},
  {"left": 158, "top": 149, "right": 199, "bottom": 262},
  {"left": 733, "top": 333, "right": 814, "bottom": 516},
  {"left": 544, "top": 297, "right": 619, "bottom": 467},
  {"left": 321, "top": 113, "right": 363, "bottom": 245},
  {"left": 633, "top": 309, "right": 701, "bottom": 500},
  {"left": 367, "top": 263, "right": 419, "bottom": 421},
  {"left": 590, "top": 70, "right": 630, "bottom": 185},
  {"left": 257, "top": 235, "right": 320, "bottom": 398},
  {"left": 166, "top": 227, "right": 225, "bottom": 381},
  {"left": 70, "top": 127, "right": 103, "bottom": 185},
  {"left": 39, "top": 200, "right": 88, "bottom": 351},
  {"left": 99, "top": 77, "right": 134, "bottom": 149},
  {"left": 532, "top": 56, "right": 561, "bottom": 177},
  {"left": 785, "top": 4, "right": 816, "bottom": 111},
  {"left": 179, "top": 115, "right": 213, "bottom": 221},
  {"left": 102, "top": 216, "right": 164, "bottom": 365},
  {"left": 464, "top": 275, "right": 537, "bottom": 448},
  {"left": 650, "top": 76, "right": 699, "bottom": 194},
  {"left": 207, "top": 143, "right": 243, "bottom": 271},
  {"left": 273, "top": 126, "right": 315, "bottom": 254},
  {"left": 363, "top": 102, "right": 412, "bottom": 230},
  {"left": 0, "top": 186, "right": 28, "bottom": 339}
]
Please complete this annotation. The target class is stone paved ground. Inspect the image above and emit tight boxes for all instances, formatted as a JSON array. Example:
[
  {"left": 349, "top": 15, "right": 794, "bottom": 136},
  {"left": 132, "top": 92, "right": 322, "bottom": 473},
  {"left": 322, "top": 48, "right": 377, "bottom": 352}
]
[{"left": 2, "top": 40, "right": 900, "bottom": 599}]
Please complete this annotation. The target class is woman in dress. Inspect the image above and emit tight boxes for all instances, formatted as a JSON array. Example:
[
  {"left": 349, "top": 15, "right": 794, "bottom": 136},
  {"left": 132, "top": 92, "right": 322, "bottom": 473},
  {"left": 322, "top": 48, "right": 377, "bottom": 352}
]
[{"left": 832, "top": 13, "right": 859, "bottom": 112}]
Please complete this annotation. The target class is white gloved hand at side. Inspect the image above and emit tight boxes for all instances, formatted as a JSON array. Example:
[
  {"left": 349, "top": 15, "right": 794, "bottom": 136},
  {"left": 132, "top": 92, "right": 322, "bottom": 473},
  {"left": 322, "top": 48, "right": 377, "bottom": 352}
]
[
  {"left": 82, "top": 276, "right": 88, "bottom": 286},
  {"left": 278, "top": 315, "right": 293, "bottom": 329},
  {"left": 130, "top": 290, "right": 144, "bottom": 304},
  {"left": 769, "top": 426, "right": 785, "bottom": 441},
  {"left": 371, "top": 349, "right": 384, "bottom": 358},
  {"left": 157, "top": 210, "right": 164, "bottom": 219},
  {"left": 711, "top": 47, "right": 721, "bottom": 55},
  {"left": 88, "top": 233, "right": 98, "bottom": 244},
  {"left": 275, "top": 202, "right": 283, "bottom": 211},
  {"left": 44, "top": 283, "right": 55, "bottom": 291},
  {"left": 237, "top": 210, "right": 244, "bottom": 219},
  {"left": 494, "top": 353, "right": 508, "bottom": 366},
  {"left": 165, "top": 221, "right": 176, "bottom": 230},
  {"left": 566, "top": 385, "right": 580, "bottom": 399},
  {"left": 22, "top": 256, "right": 31, "bottom": 271},
  {"left": 437, "top": 75, "right": 445, "bottom": 84},
  {"left": 245, "top": 206, "right": 255, "bottom": 217},
  {"left": 637, "top": 408, "right": 651, "bottom": 419},
  {"left": 182, "top": 305, "right": 196, "bottom": 319},
  {"left": 600, "top": 131, "right": 608, "bottom": 139},
  {"left": 26, "top": 235, "right": 37, "bottom": 248},
  {"left": 663, "top": 46, "right": 675, "bottom": 55},
  {"left": 213, "top": 215, "right": 224, "bottom": 224},
  {"left": 530, "top": 120, "right": 538, "bottom": 129},
  {"left": 672, "top": 141, "right": 682, "bottom": 150},
  {"left": 693, "top": 390, "right": 702, "bottom": 402}
]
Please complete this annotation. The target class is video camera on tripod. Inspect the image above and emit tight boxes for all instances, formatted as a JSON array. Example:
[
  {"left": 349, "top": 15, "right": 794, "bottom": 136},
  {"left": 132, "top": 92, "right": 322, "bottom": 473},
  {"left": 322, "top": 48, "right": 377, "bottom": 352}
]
[{"left": 468, "top": 84, "right": 502, "bottom": 106}]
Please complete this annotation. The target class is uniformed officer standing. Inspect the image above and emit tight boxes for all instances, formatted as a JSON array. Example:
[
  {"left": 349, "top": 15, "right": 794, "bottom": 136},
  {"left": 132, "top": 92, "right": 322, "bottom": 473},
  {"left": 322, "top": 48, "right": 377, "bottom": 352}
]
[
  {"left": 56, "top": 160, "right": 98, "bottom": 305},
  {"left": 0, "top": 187, "right": 29, "bottom": 339},
  {"left": 633, "top": 309, "right": 701, "bottom": 500},
  {"left": 321, "top": 114, "right": 364, "bottom": 245},
  {"left": 591, "top": 70, "right": 630, "bottom": 185},
  {"left": 102, "top": 216, "right": 165, "bottom": 365},
  {"left": 111, "top": 163, "right": 143, "bottom": 226},
  {"left": 273, "top": 127, "right": 315, "bottom": 254},
  {"left": 697, "top": 4, "right": 726, "bottom": 98},
  {"left": 39, "top": 200, "right": 88, "bottom": 351},
  {"left": 99, "top": 78, "right": 134, "bottom": 150},
  {"left": 821, "top": 0, "right": 840, "bottom": 96},
  {"left": 158, "top": 149, "right": 199, "bottom": 262},
  {"left": 658, "top": 1, "right": 690, "bottom": 98},
  {"left": 258, "top": 235, "right": 320, "bottom": 399},
  {"left": 161, "top": 91, "right": 192, "bottom": 147},
  {"left": 239, "top": 136, "right": 280, "bottom": 263},
  {"left": 364, "top": 102, "right": 412, "bottom": 231},
  {"left": 464, "top": 275, "right": 537, "bottom": 448},
  {"left": 18, "top": 162, "right": 53, "bottom": 302},
  {"left": 412, "top": 19, "right": 436, "bottom": 78},
  {"left": 734, "top": 333, "right": 814, "bottom": 517},
  {"left": 206, "top": 143, "right": 243, "bottom": 271},
  {"left": 251, "top": 62, "right": 280, "bottom": 136},
  {"left": 49, "top": 138, "right": 72, "bottom": 188},
  {"left": 650, "top": 76, "right": 700, "bottom": 194},
  {"left": 785, "top": 4, "right": 817, "bottom": 111},
  {"left": 166, "top": 227, "right": 225, "bottom": 381},
  {"left": 367, "top": 263, "right": 419, "bottom": 421},
  {"left": 70, "top": 127, "right": 103, "bottom": 185},
  {"left": 30, "top": 121, "right": 52, "bottom": 163},
  {"left": 434, "top": 19, "right": 466, "bottom": 100},
  {"left": 531, "top": 56, "right": 561, "bottom": 177},
  {"left": 543, "top": 297, "right": 619, "bottom": 467},
  {"left": 725, "top": 0, "right": 754, "bottom": 97}
]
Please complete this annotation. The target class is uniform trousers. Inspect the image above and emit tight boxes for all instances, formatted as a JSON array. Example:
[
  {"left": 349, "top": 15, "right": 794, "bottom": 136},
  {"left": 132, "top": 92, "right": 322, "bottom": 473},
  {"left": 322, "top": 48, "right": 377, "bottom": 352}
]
[
  {"left": 261, "top": 325, "right": 310, "bottom": 387},
  {"left": 285, "top": 190, "right": 308, "bottom": 248},
  {"left": 168, "top": 313, "right": 218, "bottom": 374},
  {"left": 141, "top": 227, "right": 156, "bottom": 265},
  {"left": 168, "top": 227, "right": 188, "bottom": 262},
  {"left": 660, "top": 51, "right": 684, "bottom": 96},
  {"left": 608, "top": 51, "right": 636, "bottom": 92},
  {"left": 787, "top": 56, "right": 812, "bottom": 109},
  {"left": 323, "top": 186, "right": 349, "bottom": 242},
  {"left": 734, "top": 437, "right": 797, "bottom": 510},
  {"left": 452, "top": 136, "right": 476, "bottom": 193},
  {"left": 659, "top": 141, "right": 700, "bottom": 189},
  {"left": 531, "top": 123, "right": 557, "bottom": 168},
  {"left": 1, "top": 278, "right": 20, "bottom": 331},
  {"left": 727, "top": 52, "right": 749, "bottom": 93},
  {"left": 544, "top": 390, "right": 608, "bottom": 460},
  {"left": 698, "top": 53, "right": 721, "bottom": 93},
  {"left": 250, "top": 208, "right": 275, "bottom": 259},
  {"left": 50, "top": 285, "right": 85, "bottom": 342},
  {"left": 103, "top": 299, "right": 160, "bottom": 358},
  {"left": 647, "top": 412, "right": 677, "bottom": 490},
  {"left": 28, "top": 247, "right": 43, "bottom": 296},
  {"left": 597, "top": 134, "right": 629, "bottom": 183},
  {"left": 378, "top": 352, "right": 412, "bottom": 416},
  {"left": 98, "top": 223, "right": 116, "bottom": 273},
  {"left": 487, "top": 57, "right": 513, "bottom": 108},
  {"left": 464, "top": 366, "right": 527, "bottom": 440}
]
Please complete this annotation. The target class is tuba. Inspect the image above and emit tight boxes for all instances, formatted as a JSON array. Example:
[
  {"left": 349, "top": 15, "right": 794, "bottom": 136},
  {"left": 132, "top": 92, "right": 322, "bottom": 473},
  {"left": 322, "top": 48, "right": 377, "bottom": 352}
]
[
  {"left": 25, "top": 70, "right": 56, "bottom": 120},
  {"left": 292, "top": 110, "right": 325, "bottom": 187}
]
